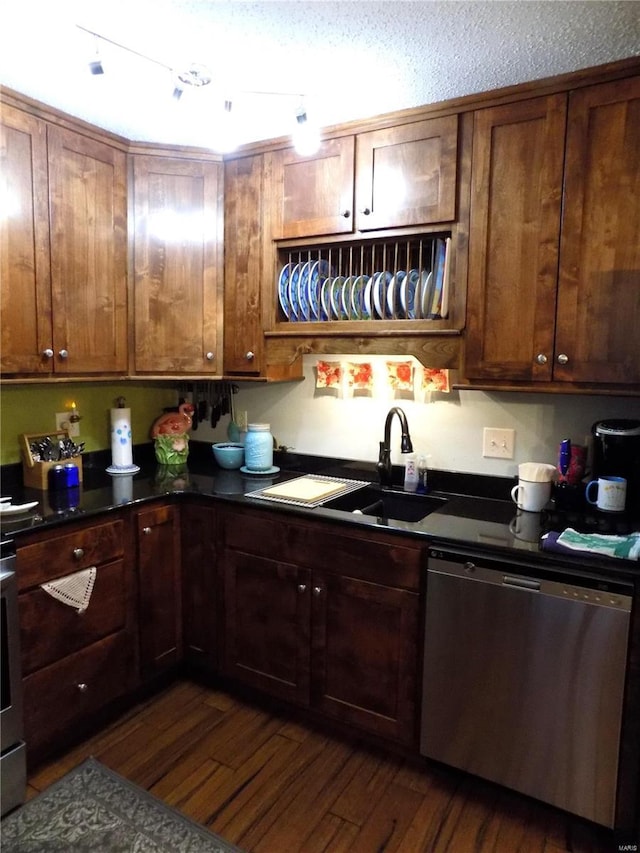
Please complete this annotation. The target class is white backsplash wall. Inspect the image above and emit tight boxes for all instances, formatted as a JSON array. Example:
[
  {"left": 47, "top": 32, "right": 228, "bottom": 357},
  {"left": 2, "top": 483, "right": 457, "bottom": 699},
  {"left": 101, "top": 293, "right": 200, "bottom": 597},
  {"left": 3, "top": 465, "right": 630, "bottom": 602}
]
[{"left": 198, "top": 356, "right": 640, "bottom": 478}]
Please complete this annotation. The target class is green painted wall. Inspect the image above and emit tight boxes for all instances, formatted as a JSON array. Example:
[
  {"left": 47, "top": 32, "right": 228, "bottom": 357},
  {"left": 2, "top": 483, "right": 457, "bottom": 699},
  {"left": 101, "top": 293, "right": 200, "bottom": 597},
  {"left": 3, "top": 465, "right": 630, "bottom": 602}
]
[{"left": 0, "top": 383, "right": 177, "bottom": 465}]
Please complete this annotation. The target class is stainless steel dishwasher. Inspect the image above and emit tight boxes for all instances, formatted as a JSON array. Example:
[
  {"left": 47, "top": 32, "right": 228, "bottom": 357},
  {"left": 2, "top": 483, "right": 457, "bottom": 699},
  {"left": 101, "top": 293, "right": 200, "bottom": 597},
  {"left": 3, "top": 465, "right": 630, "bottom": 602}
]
[{"left": 420, "top": 546, "right": 632, "bottom": 828}]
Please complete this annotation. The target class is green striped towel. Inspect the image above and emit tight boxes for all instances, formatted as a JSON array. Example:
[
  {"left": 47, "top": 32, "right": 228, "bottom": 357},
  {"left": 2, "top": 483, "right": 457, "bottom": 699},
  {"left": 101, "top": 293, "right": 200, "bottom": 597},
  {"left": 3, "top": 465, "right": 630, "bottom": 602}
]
[{"left": 557, "top": 528, "right": 640, "bottom": 560}]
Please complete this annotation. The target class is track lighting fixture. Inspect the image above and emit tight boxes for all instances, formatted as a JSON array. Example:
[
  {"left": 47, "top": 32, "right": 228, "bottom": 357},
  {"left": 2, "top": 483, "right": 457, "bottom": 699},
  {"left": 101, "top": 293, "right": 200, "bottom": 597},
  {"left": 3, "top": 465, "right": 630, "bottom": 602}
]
[
  {"left": 76, "top": 24, "right": 321, "bottom": 153},
  {"left": 293, "top": 105, "right": 320, "bottom": 156}
]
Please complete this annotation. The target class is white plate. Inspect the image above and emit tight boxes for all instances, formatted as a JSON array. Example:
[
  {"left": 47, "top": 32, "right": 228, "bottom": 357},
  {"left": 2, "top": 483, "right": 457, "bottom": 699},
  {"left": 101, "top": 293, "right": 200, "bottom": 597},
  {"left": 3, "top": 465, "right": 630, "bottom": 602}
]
[
  {"left": 330, "top": 277, "right": 346, "bottom": 319},
  {"left": 401, "top": 269, "right": 420, "bottom": 319},
  {"left": 372, "top": 271, "right": 391, "bottom": 318},
  {"left": 387, "top": 271, "right": 406, "bottom": 318},
  {"left": 420, "top": 271, "right": 433, "bottom": 318},
  {"left": 320, "top": 277, "right": 332, "bottom": 320},
  {"left": 0, "top": 501, "right": 39, "bottom": 516},
  {"left": 342, "top": 277, "right": 355, "bottom": 319}
]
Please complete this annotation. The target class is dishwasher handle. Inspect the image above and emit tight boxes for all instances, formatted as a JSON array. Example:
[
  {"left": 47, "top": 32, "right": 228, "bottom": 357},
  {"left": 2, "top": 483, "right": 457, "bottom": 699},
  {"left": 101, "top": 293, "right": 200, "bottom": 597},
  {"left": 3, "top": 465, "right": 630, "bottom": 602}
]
[{"left": 502, "top": 575, "right": 541, "bottom": 591}]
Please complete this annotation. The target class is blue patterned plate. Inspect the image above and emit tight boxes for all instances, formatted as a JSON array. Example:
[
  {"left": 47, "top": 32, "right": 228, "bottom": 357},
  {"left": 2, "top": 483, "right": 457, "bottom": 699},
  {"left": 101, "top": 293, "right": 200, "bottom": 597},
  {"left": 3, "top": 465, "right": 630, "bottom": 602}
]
[
  {"left": 298, "top": 262, "right": 311, "bottom": 320},
  {"left": 287, "top": 264, "right": 301, "bottom": 321},
  {"left": 308, "top": 260, "right": 332, "bottom": 320},
  {"left": 278, "top": 263, "right": 293, "bottom": 319},
  {"left": 331, "top": 276, "right": 347, "bottom": 319}
]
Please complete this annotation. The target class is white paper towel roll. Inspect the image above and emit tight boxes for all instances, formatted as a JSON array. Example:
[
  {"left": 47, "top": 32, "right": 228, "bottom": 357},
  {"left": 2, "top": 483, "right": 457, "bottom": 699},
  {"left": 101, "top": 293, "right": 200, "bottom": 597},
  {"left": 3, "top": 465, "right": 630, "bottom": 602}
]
[{"left": 110, "top": 408, "right": 133, "bottom": 468}]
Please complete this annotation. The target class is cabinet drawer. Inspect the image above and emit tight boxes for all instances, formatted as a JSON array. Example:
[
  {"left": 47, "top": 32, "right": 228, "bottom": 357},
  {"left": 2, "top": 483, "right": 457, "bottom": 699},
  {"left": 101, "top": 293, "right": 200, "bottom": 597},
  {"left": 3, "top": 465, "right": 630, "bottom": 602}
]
[
  {"left": 23, "top": 630, "right": 135, "bottom": 757},
  {"left": 17, "top": 519, "right": 124, "bottom": 590},
  {"left": 19, "top": 559, "right": 129, "bottom": 675},
  {"left": 222, "top": 507, "right": 423, "bottom": 590}
]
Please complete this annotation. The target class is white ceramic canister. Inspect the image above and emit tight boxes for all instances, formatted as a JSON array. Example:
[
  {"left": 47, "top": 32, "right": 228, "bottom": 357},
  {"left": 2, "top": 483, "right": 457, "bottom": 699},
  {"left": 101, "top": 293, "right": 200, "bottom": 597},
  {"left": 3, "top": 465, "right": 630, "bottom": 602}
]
[{"left": 244, "top": 423, "right": 273, "bottom": 471}]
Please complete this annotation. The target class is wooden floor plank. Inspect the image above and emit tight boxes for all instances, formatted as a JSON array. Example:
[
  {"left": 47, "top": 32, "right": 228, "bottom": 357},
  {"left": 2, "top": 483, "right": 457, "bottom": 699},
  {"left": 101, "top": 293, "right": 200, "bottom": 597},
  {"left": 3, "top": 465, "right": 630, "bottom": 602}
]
[{"left": 24, "top": 679, "right": 617, "bottom": 853}]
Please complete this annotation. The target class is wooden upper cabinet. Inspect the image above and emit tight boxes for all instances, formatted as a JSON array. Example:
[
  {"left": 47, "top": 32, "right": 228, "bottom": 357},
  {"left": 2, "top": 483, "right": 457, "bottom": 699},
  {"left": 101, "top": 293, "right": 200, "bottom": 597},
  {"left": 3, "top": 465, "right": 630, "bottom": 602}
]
[
  {"left": 47, "top": 127, "right": 128, "bottom": 374},
  {"left": 1, "top": 110, "right": 127, "bottom": 376},
  {"left": 269, "top": 136, "right": 355, "bottom": 239},
  {"left": 223, "top": 155, "right": 265, "bottom": 375},
  {"left": 268, "top": 117, "right": 458, "bottom": 240},
  {"left": 465, "top": 76, "right": 640, "bottom": 388},
  {"left": 132, "top": 155, "right": 223, "bottom": 375},
  {"left": 465, "top": 95, "right": 566, "bottom": 382},
  {"left": 555, "top": 76, "right": 640, "bottom": 384},
  {"left": 355, "top": 115, "right": 458, "bottom": 231},
  {"left": 1, "top": 105, "right": 52, "bottom": 375}
]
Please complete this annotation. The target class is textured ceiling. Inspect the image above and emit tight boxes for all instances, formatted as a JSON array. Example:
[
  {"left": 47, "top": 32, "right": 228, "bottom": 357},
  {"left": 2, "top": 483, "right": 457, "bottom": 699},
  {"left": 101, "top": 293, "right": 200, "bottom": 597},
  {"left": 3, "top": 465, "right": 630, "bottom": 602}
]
[{"left": 1, "top": 1, "right": 638, "bottom": 150}]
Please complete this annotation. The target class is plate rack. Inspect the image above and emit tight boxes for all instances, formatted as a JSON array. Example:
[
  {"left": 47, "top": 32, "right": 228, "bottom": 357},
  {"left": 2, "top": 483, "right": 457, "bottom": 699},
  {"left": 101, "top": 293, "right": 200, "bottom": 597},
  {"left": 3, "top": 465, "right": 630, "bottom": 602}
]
[{"left": 276, "top": 234, "right": 451, "bottom": 323}]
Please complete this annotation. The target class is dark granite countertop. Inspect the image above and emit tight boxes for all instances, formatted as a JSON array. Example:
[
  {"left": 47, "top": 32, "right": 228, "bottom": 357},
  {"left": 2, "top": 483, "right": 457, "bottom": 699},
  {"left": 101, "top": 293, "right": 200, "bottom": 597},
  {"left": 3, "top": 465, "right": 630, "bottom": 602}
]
[{"left": 2, "top": 441, "right": 639, "bottom": 582}]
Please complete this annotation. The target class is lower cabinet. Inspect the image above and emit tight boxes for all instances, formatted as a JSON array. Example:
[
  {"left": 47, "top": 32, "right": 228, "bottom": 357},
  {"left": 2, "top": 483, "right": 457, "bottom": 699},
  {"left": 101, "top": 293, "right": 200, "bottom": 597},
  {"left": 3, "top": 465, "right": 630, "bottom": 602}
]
[
  {"left": 181, "top": 502, "right": 219, "bottom": 673},
  {"left": 221, "top": 506, "right": 423, "bottom": 746},
  {"left": 16, "top": 515, "right": 137, "bottom": 763},
  {"left": 135, "top": 503, "right": 182, "bottom": 679}
]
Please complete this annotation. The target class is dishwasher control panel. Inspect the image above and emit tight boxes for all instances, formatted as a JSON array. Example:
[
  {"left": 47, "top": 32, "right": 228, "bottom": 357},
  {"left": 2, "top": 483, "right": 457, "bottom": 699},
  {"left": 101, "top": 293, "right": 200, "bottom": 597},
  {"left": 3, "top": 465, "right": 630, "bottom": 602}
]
[{"left": 428, "top": 547, "right": 633, "bottom": 612}]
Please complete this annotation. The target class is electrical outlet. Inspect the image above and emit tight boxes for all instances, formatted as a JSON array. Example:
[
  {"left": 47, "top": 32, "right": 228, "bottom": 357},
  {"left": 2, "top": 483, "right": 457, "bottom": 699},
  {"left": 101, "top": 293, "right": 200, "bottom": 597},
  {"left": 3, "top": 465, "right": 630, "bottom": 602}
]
[
  {"left": 483, "top": 427, "right": 515, "bottom": 459},
  {"left": 55, "top": 411, "right": 80, "bottom": 438}
]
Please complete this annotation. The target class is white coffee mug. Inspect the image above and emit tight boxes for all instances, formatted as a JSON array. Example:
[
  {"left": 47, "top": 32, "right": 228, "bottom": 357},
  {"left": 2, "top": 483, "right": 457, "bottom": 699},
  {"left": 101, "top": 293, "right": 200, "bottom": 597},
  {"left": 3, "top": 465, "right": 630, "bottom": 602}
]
[
  {"left": 585, "top": 476, "right": 627, "bottom": 513},
  {"left": 510, "top": 479, "right": 552, "bottom": 512}
]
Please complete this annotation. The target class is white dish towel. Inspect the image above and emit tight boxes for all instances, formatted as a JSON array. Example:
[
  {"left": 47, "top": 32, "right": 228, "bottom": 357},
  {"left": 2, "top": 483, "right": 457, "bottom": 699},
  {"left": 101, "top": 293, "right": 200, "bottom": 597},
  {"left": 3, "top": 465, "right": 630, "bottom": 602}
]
[{"left": 41, "top": 567, "right": 97, "bottom": 613}]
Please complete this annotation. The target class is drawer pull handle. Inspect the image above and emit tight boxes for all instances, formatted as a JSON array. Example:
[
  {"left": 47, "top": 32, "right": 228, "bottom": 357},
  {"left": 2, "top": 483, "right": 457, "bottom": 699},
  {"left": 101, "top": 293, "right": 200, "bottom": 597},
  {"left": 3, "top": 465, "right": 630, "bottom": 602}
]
[
  {"left": 206, "top": 351, "right": 215, "bottom": 361},
  {"left": 313, "top": 586, "right": 322, "bottom": 596},
  {"left": 58, "top": 349, "right": 69, "bottom": 359},
  {"left": 73, "top": 548, "right": 85, "bottom": 560},
  {"left": 42, "top": 348, "right": 54, "bottom": 359},
  {"left": 77, "top": 682, "right": 88, "bottom": 693},
  {"left": 297, "top": 584, "right": 307, "bottom": 593},
  {"left": 143, "top": 526, "right": 152, "bottom": 535}
]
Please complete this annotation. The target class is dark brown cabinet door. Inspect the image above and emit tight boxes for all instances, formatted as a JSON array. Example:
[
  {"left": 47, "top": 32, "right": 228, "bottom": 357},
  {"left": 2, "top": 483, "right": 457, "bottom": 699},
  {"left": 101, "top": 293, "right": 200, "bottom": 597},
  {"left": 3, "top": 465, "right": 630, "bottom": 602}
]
[
  {"left": 223, "top": 155, "right": 265, "bottom": 374},
  {"left": 555, "top": 76, "right": 640, "bottom": 384},
  {"left": 311, "top": 571, "right": 419, "bottom": 745},
  {"left": 132, "top": 155, "right": 223, "bottom": 374},
  {"left": 136, "top": 503, "right": 182, "bottom": 679},
  {"left": 0, "top": 105, "right": 52, "bottom": 375},
  {"left": 223, "top": 548, "right": 311, "bottom": 705},
  {"left": 47, "top": 126, "right": 128, "bottom": 374},
  {"left": 355, "top": 116, "right": 458, "bottom": 231},
  {"left": 269, "top": 136, "right": 355, "bottom": 238},
  {"left": 465, "top": 95, "right": 566, "bottom": 381},
  {"left": 181, "top": 503, "right": 218, "bottom": 672}
]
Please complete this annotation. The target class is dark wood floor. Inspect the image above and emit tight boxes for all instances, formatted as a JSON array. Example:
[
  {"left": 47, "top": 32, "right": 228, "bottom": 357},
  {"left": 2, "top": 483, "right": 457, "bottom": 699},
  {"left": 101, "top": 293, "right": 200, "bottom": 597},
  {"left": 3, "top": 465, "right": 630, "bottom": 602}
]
[{"left": 27, "top": 679, "right": 615, "bottom": 852}]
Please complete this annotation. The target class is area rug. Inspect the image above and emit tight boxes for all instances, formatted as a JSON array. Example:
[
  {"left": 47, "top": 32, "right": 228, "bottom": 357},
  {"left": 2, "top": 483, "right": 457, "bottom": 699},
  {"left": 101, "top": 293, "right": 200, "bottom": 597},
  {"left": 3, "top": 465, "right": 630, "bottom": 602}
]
[{"left": 1, "top": 757, "right": 244, "bottom": 852}]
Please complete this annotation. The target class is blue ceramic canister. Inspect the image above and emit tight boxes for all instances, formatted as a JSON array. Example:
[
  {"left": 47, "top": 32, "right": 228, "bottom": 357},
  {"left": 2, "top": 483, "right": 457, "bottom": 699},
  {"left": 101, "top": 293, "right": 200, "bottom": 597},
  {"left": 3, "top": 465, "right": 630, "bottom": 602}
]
[{"left": 244, "top": 423, "right": 273, "bottom": 471}]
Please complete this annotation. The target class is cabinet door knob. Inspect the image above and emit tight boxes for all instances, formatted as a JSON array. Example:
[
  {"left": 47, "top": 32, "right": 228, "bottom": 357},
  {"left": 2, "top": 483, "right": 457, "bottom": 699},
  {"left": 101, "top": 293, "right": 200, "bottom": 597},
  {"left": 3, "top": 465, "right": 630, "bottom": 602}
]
[
  {"left": 73, "top": 547, "right": 85, "bottom": 560},
  {"left": 205, "top": 351, "right": 215, "bottom": 361},
  {"left": 313, "top": 586, "right": 322, "bottom": 596},
  {"left": 297, "top": 583, "right": 307, "bottom": 593},
  {"left": 342, "top": 210, "right": 351, "bottom": 219},
  {"left": 361, "top": 207, "right": 371, "bottom": 216},
  {"left": 143, "top": 526, "right": 152, "bottom": 535},
  {"left": 42, "top": 348, "right": 54, "bottom": 359},
  {"left": 535, "top": 353, "right": 548, "bottom": 365},
  {"left": 77, "top": 682, "right": 88, "bottom": 693},
  {"left": 58, "top": 349, "right": 69, "bottom": 359},
  {"left": 245, "top": 351, "right": 255, "bottom": 361},
  {"left": 557, "top": 353, "right": 569, "bottom": 365}
]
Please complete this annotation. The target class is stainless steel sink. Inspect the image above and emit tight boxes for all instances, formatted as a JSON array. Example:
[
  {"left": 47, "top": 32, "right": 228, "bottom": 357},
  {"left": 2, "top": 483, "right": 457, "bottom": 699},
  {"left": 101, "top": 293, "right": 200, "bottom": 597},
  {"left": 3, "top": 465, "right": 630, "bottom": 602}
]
[{"left": 322, "top": 485, "right": 448, "bottom": 522}]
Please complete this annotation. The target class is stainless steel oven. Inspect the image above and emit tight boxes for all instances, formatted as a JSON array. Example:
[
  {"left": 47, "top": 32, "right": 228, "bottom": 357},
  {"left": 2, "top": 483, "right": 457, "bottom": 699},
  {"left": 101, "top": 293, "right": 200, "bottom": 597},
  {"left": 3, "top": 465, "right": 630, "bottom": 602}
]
[{"left": 1, "top": 550, "right": 26, "bottom": 816}]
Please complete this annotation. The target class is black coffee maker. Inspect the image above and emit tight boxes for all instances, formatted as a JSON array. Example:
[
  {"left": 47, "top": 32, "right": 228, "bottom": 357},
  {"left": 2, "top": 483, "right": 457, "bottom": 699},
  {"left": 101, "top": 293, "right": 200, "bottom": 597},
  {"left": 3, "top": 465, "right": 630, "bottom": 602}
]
[{"left": 591, "top": 419, "right": 640, "bottom": 513}]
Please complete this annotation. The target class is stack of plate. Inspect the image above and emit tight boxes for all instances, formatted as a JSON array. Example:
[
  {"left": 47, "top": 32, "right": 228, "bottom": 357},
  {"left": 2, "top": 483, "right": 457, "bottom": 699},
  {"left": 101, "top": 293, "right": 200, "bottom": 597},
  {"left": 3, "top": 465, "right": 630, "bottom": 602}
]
[{"left": 278, "top": 260, "right": 333, "bottom": 321}]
